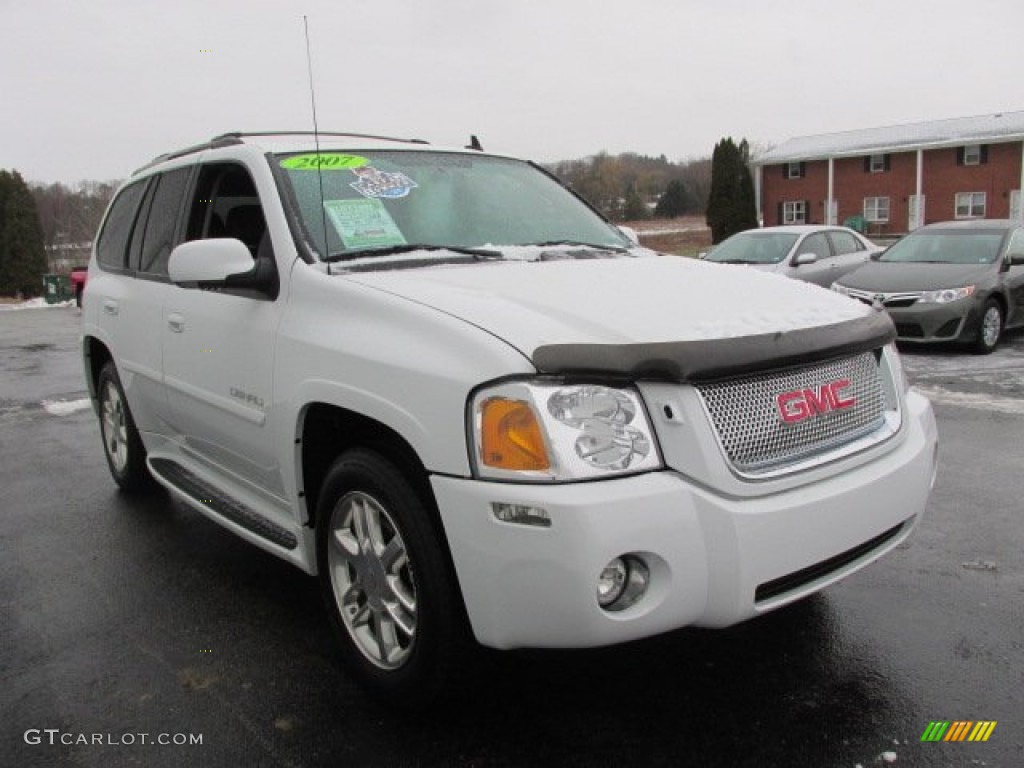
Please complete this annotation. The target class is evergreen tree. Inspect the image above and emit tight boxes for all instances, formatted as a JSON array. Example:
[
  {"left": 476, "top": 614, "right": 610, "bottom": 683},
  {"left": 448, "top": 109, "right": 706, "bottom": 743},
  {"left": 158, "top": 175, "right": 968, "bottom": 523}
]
[
  {"left": 706, "top": 138, "right": 758, "bottom": 244},
  {"left": 0, "top": 170, "right": 48, "bottom": 297},
  {"left": 621, "top": 183, "right": 649, "bottom": 221},
  {"left": 654, "top": 179, "right": 695, "bottom": 218}
]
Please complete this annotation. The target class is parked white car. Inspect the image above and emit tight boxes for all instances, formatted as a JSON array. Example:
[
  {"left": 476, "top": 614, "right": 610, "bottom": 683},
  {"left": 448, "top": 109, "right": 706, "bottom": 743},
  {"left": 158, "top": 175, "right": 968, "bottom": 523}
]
[
  {"left": 82, "top": 132, "right": 937, "bottom": 704},
  {"left": 705, "top": 225, "right": 882, "bottom": 287}
]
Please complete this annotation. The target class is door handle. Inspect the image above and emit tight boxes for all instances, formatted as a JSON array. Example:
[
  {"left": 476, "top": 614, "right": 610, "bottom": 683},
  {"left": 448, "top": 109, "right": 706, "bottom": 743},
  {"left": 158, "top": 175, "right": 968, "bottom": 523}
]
[
  {"left": 102, "top": 299, "right": 119, "bottom": 316},
  {"left": 167, "top": 313, "right": 185, "bottom": 333}
]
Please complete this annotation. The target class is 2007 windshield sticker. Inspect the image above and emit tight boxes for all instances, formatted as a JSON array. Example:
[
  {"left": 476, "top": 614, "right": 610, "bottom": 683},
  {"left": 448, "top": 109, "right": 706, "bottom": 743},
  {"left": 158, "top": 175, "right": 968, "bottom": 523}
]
[
  {"left": 349, "top": 166, "right": 418, "bottom": 199},
  {"left": 323, "top": 199, "right": 406, "bottom": 250},
  {"left": 280, "top": 153, "right": 368, "bottom": 170}
]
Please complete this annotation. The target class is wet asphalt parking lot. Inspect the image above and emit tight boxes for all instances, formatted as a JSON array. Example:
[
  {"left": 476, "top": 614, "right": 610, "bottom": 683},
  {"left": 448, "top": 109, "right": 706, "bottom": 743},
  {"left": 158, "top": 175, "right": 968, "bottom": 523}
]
[{"left": 2, "top": 305, "right": 1022, "bottom": 768}]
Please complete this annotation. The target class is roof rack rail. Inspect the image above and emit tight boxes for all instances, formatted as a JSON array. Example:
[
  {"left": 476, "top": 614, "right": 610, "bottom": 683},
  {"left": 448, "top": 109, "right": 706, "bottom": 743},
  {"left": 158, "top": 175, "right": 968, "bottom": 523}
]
[
  {"left": 133, "top": 134, "right": 245, "bottom": 175},
  {"left": 212, "top": 130, "right": 431, "bottom": 145},
  {"left": 132, "top": 130, "right": 434, "bottom": 176}
]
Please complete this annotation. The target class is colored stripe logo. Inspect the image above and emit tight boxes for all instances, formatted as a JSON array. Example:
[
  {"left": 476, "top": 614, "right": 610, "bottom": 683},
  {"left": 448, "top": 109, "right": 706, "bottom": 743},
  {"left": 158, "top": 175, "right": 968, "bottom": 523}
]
[{"left": 921, "top": 721, "right": 997, "bottom": 742}]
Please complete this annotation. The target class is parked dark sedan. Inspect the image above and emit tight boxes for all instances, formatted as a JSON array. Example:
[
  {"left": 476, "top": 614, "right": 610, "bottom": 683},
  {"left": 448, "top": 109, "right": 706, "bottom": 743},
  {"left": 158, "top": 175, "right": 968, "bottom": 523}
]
[{"left": 832, "top": 220, "right": 1024, "bottom": 353}]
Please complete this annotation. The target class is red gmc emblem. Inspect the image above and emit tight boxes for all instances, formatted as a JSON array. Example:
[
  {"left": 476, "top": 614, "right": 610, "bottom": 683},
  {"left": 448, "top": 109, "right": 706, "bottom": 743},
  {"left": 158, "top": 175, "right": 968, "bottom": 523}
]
[{"left": 776, "top": 379, "right": 856, "bottom": 423}]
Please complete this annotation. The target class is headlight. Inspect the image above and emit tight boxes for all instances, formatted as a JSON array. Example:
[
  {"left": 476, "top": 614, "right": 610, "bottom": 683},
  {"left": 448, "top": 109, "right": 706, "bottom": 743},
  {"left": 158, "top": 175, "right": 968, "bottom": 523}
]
[
  {"left": 831, "top": 282, "right": 851, "bottom": 296},
  {"left": 470, "top": 381, "right": 663, "bottom": 481},
  {"left": 918, "top": 285, "right": 975, "bottom": 304}
]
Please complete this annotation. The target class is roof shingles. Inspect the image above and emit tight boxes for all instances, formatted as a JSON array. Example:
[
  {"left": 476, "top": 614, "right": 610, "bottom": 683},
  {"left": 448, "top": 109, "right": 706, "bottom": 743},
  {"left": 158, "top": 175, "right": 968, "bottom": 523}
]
[{"left": 756, "top": 111, "right": 1024, "bottom": 165}]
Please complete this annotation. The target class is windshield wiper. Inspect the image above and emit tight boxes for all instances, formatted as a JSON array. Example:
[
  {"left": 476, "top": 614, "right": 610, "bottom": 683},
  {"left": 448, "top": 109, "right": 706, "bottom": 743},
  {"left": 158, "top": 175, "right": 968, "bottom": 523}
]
[
  {"left": 527, "top": 240, "right": 629, "bottom": 253},
  {"left": 712, "top": 258, "right": 758, "bottom": 264},
  {"left": 325, "top": 244, "right": 503, "bottom": 263}
]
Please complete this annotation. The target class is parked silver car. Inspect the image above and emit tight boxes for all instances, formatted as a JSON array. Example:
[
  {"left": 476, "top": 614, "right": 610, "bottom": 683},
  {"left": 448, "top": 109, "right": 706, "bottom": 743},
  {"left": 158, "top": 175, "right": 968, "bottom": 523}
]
[{"left": 704, "top": 226, "right": 882, "bottom": 287}]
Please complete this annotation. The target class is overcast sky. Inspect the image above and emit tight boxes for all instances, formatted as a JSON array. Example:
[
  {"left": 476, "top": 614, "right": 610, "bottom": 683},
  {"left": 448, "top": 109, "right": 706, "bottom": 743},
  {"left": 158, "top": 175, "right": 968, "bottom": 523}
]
[{"left": 3, "top": 0, "right": 1022, "bottom": 184}]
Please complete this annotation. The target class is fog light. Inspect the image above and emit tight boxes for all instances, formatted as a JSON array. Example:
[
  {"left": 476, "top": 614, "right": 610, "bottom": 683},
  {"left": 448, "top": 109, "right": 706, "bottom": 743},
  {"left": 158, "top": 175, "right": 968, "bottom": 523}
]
[
  {"left": 596, "top": 555, "right": 650, "bottom": 612},
  {"left": 597, "top": 558, "right": 628, "bottom": 606},
  {"left": 491, "top": 502, "right": 551, "bottom": 528}
]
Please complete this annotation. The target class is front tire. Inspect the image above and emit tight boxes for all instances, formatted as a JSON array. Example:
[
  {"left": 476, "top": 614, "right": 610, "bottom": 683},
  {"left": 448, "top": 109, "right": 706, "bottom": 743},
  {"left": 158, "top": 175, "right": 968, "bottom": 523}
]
[
  {"left": 973, "top": 299, "right": 1002, "bottom": 354},
  {"left": 97, "top": 361, "right": 155, "bottom": 492},
  {"left": 316, "top": 449, "right": 466, "bottom": 706}
]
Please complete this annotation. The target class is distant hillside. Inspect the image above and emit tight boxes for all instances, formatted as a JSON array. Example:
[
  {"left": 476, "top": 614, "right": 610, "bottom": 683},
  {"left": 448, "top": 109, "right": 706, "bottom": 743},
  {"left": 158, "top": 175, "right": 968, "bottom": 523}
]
[{"left": 545, "top": 152, "right": 711, "bottom": 222}]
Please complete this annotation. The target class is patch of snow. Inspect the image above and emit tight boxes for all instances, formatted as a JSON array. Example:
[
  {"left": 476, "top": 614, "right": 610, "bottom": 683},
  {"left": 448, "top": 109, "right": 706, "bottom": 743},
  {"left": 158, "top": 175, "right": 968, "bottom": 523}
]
[
  {"left": 636, "top": 227, "right": 693, "bottom": 236},
  {"left": 961, "top": 559, "right": 997, "bottom": 572},
  {"left": 0, "top": 298, "right": 75, "bottom": 311},
  {"left": 881, "top": 751, "right": 897, "bottom": 763},
  {"left": 912, "top": 384, "right": 1024, "bottom": 416},
  {"left": 41, "top": 398, "right": 92, "bottom": 416}
]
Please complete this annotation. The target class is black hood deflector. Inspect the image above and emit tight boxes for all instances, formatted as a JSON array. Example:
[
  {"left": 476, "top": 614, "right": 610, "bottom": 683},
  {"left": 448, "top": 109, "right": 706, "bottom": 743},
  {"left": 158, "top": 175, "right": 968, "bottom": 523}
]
[{"left": 532, "top": 310, "right": 896, "bottom": 382}]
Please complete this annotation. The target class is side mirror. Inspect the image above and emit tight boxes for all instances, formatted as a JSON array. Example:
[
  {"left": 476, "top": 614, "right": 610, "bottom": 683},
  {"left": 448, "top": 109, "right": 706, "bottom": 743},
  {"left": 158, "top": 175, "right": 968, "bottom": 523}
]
[
  {"left": 618, "top": 226, "right": 640, "bottom": 245},
  {"left": 169, "top": 239, "right": 255, "bottom": 284},
  {"left": 870, "top": 250, "right": 884, "bottom": 261},
  {"left": 1009, "top": 253, "right": 1024, "bottom": 266},
  {"left": 793, "top": 252, "right": 817, "bottom": 266}
]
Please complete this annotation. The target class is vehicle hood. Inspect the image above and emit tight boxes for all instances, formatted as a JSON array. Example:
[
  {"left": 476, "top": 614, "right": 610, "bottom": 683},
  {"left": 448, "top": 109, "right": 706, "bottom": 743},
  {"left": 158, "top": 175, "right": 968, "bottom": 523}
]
[
  {"left": 344, "top": 257, "right": 893, "bottom": 380},
  {"left": 839, "top": 261, "right": 994, "bottom": 292}
]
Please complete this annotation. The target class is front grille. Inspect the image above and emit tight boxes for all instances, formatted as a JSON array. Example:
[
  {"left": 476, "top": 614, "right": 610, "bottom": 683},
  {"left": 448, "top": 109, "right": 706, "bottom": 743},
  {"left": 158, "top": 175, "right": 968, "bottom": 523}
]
[
  {"left": 843, "top": 287, "right": 923, "bottom": 308},
  {"left": 696, "top": 352, "right": 885, "bottom": 475}
]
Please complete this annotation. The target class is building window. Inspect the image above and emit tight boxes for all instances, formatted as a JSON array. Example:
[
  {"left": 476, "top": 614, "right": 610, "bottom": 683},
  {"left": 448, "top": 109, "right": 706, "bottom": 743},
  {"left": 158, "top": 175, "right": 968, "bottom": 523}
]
[
  {"left": 957, "top": 144, "right": 988, "bottom": 166},
  {"left": 786, "top": 162, "right": 805, "bottom": 179},
  {"left": 864, "top": 197, "right": 890, "bottom": 223},
  {"left": 782, "top": 201, "right": 806, "bottom": 224},
  {"left": 868, "top": 154, "right": 887, "bottom": 173},
  {"left": 955, "top": 192, "right": 986, "bottom": 219}
]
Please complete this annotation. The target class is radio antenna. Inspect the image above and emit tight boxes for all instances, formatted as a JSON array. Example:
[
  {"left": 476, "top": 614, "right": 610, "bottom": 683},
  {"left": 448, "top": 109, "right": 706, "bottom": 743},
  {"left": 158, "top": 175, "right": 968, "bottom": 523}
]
[{"left": 303, "top": 16, "right": 330, "bottom": 267}]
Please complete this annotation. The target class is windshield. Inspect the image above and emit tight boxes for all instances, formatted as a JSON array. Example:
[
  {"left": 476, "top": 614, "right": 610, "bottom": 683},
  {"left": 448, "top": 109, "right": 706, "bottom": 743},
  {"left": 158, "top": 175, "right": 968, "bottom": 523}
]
[
  {"left": 880, "top": 230, "right": 1006, "bottom": 264},
  {"left": 273, "top": 150, "right": 630, "bottom": 260},
  {"left": 706, "top": 232, "right": 798, "bottom": 264}
]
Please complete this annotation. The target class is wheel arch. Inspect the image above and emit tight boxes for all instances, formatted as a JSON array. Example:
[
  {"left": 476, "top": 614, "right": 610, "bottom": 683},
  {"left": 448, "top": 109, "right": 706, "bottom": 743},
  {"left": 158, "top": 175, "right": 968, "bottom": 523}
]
[
  {"left": 298, "top": 402, "right": 437, "bottom": 532},
  {"left": 83, "top": 335, "right": 114, "bottom": 407},
  {"left": 986, "top": 290, "right": 1008, "bottom": 320}
]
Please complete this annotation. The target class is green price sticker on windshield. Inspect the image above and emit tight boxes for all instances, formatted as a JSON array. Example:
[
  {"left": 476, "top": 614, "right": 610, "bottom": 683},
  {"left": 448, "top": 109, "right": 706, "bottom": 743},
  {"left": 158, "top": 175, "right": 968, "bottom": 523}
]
[{"left": 280, "top": 153, "right": 368, "bottom": 171}]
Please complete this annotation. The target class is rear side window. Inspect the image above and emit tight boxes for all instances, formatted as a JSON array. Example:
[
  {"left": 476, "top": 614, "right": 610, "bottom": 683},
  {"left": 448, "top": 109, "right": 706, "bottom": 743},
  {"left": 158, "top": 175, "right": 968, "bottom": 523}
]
[
  {"left": 829, "top": 230, "right": 864, "bottom": 255},
  {"left": 138, "top": 168, "right": 191, "bottom": 277},
  {"left": 95, "top": 181, "right": 148, "bottom": 270}
]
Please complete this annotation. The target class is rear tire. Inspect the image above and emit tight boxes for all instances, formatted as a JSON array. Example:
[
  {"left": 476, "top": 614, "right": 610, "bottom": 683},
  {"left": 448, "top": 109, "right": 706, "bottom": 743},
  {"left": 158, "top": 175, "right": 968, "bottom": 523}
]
[
  {"left": 972, "top": 299, "right": 1002, "bottom": 354},
  {"left": 97, "top": 361, "right": 155, "bottom": 492},
  {"left": 315, "top": 449, "right": 467, "bottom": 707}
]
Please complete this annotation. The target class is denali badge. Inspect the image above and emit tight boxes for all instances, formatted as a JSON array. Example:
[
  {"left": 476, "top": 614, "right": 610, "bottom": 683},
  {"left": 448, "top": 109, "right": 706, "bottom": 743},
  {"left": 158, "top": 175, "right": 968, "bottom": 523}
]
[{"left": 777, "top": 379, "right": 856, "bottom": 424}]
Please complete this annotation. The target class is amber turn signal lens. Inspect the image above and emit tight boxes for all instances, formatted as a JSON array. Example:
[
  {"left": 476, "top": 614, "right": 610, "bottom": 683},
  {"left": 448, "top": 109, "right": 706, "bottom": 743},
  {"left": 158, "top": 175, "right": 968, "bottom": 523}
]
[{"left": 480, "top": 398, "right": 550, "bottom": 471}]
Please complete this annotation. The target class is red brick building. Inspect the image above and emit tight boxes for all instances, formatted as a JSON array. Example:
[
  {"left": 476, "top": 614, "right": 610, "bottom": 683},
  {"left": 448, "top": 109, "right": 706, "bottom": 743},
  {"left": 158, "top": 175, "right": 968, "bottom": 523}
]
[{"left": 754, "top": 111, "right": 1024, "bottom": 236}]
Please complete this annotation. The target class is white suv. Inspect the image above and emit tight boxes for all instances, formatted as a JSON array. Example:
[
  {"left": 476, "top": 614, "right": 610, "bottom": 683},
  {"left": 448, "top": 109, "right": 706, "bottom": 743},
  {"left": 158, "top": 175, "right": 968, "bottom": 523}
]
[{"left": 82, "top": 132, "right": 938, "bottom": 703}]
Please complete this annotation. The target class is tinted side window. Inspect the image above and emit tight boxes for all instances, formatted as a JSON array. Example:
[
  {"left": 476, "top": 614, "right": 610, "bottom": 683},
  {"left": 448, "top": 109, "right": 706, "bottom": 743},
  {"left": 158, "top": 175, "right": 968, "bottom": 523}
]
[
  {"left": 95, "top": 181, "right": 148, "bottom": 270},
  {"left": 139, "top": 168, "right": 191, "bottom": 277},
  {"left": 185, "top": 163, "right": 265, "bottom": 259},
  {"left": 829, "top": 230, "right": 864, "bottom": 255},
  {"left": 798, "top": 232, "right": 831, "bottom": 260}
]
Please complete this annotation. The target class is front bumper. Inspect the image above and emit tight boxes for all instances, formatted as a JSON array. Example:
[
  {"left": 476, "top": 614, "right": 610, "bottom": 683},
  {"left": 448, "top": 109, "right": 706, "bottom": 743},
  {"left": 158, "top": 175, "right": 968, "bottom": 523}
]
[
  {"left": 432, "top": 390, "right": 937, "bottom": 650},
  {"left": 886, "top": 299, "right": 980, "bottom": 343}
]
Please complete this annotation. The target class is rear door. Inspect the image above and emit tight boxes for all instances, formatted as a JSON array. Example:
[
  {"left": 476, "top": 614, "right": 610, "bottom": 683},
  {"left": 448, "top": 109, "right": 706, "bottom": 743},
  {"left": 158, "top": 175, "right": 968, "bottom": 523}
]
[
  {"left": 1003, "top": 227, "right": 1024, "bottom": 327},
  {"left": 89, "top": 177, "right": 170, "bottom": 434},
  {"left": 826, "top": 229, "right": 873, "bottom": 282}
]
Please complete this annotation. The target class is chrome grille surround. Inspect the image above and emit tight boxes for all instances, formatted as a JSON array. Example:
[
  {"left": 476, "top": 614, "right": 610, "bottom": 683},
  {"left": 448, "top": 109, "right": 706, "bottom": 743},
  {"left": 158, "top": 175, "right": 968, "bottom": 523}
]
[
  {"left": 696, "top": 352, "right": 891, "bottom": 478},
  {"left": 843, "top": 287, "right": 923, "bottom": 308}
]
